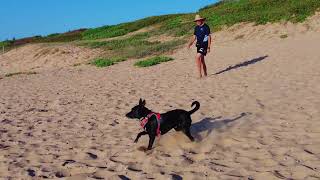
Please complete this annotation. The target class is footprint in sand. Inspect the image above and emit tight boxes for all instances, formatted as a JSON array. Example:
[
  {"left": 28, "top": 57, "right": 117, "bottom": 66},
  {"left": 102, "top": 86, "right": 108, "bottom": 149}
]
[{"left": 86, "top": 152, "right": 98, "bottom": 159}]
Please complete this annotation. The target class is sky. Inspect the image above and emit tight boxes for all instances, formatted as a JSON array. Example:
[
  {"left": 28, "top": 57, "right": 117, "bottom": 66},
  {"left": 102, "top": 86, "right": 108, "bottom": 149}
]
[{"left": 0, "top": 0, "right": 219, "bottom": 41}]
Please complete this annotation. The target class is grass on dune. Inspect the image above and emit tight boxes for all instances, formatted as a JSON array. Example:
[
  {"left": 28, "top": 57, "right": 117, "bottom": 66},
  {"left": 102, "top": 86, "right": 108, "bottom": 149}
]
[
  {"left": 90, "top": 57, "right": 127, "bottom": 67},
  {"left": 134, "top": 56, "right": 174, "bottom": 67},
  {"left": 153, "top": 14, "right": 195, "bottom": 37},
  {"left": 200, "top": 0, "right": 320, "bottom": 31},
  {"left": 37, "top": 32, "right": 83, "bottom": 43},
  {"left": 82, "top": 32, "right": 155, "bottom": 50},
  {"left": 82, "top": 15, "right": 177, "bottom": 40},
  {"left": 0, "top": 41, "right": 12, "bottom": 52},
  {"left": 0, "top": 41, "right": 11, "bottom": 47},
  {"left": 122, "top": 39, "right": 186, "bottom": 59},
  {"left": 82, "top": 32, "right": 186, "bottom": 60}
]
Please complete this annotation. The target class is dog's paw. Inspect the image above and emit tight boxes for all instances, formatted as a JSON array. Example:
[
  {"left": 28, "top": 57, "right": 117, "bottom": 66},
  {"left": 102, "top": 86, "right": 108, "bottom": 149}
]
[
  {"left": 145, "top": 149, "right": 153, "bottom": 155},
  {"left": 137, "top": 146, "right": 153, "bottom": 154},
  {"left": 137, "top": 146, "right": 147, "bottom": 152}
]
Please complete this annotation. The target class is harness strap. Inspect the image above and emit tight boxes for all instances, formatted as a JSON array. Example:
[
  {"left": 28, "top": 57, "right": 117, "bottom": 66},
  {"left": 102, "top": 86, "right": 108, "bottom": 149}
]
[{"left": 140, "top": 112, "right": 161, "bottom": 137}]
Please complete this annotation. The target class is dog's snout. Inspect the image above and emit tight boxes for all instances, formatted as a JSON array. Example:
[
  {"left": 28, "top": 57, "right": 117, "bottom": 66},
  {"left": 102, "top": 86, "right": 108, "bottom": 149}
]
[{"left": 126, "top": 112, "right": 132, "bottom": 118}]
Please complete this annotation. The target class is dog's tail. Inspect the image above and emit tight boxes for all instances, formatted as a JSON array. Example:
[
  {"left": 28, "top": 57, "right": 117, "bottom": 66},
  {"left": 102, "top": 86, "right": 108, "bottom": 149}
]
[{"left": 189, "top": 101, "right": 200, "bottom": 115}]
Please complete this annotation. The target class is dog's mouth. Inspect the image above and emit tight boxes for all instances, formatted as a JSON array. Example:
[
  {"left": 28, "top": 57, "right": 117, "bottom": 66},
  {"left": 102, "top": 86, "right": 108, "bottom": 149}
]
[
  {"left": 125, "top": 113, "right": 132, "bottom": 118},
  {"left": 126, "top": 113, "right": 136, "bottom": 119},
  {"left": 125, "top": 113, "right": 145, "bottom": 121}
]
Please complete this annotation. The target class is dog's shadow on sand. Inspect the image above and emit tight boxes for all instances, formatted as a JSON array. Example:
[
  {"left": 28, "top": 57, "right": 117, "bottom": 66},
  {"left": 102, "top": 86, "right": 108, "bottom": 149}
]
[{"left": 191, "top": 112, "right": 249, "bottom": 141}]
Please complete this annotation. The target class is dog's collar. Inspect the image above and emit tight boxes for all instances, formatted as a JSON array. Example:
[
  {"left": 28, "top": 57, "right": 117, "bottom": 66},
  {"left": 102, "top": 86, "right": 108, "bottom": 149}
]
[
  {"left": 139, "top": 111, "right": 152, "bottom": 121},
  {"left": 139, "top": 117, "right": 146, "bottom": 121},
  {"left": 139, "top": 114, "right": 150, "bottom": 121}
]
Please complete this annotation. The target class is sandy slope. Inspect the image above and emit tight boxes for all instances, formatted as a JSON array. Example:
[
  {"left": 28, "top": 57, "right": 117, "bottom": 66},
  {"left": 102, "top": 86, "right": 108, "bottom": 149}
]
[
  {"left": 0, "top": 17, "right": 320, "bottom": 179},
  {"left": 0, "top": 44, "right": 101, "bottom": 75}
]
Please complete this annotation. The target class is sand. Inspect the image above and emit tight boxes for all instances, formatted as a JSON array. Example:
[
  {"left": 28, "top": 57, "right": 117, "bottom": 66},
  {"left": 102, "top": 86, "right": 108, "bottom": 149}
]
[
  {"left": 0, "top": 43, "right": 102, "bottom": 75},
  {"left": 0, "top": 16, "right": 320, "bottom": 179}
]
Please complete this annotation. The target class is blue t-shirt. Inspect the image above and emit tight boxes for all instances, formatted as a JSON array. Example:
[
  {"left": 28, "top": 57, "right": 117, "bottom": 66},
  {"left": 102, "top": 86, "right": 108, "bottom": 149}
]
[{"left": 194, "top": 23, "right": 211, "bottom": 47}]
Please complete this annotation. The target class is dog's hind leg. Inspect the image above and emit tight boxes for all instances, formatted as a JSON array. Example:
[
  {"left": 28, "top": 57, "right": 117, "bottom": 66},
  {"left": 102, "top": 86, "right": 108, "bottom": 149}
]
[
  {"left": 174, "top": 126, "right": 183, "bottom": 131},
  {"left": 181, "top": 116, "right": 195, "bottom": 142},
  {"left": 134, "top": 131, "right": 148, "bottom": 143},
  {"left": 183, "top": 128, "right": 195, "bottom": 142}
]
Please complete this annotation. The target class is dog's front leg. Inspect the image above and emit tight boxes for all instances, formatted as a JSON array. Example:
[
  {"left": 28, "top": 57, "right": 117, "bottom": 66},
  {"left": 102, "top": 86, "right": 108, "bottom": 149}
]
[
  {"left": 134, "top": 131, "right": 148, "bottom": 143},
  {"left": 147, "top": 134, "right": 156, "bottom": 150}
]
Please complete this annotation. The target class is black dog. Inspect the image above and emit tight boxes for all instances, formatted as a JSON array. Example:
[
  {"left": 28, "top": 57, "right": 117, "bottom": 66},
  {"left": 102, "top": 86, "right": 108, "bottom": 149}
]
[{"left": 126, "top": 99, "right": 200, "bottom": 150}]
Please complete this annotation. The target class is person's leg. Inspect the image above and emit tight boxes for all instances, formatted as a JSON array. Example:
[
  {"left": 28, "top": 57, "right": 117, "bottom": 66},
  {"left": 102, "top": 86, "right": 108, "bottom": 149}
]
[
  {"left": 201, "top": 55, "right": 207, "bottom": 76},
  {"left": 195, "top": 53, "right": 203, "bottom": 78}
]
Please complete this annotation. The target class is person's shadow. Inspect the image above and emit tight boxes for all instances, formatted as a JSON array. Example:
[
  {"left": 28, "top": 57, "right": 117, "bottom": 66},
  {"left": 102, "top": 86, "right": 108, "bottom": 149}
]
[
  {"left": 214, "top": 55, "right": 268, "bottom": 75},
  {"left": 191, "top": 112, "right": 249, "bottom": 141}
]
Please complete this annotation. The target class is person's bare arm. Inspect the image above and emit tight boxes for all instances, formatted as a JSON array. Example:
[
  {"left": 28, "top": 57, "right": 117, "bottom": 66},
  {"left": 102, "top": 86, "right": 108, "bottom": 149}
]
[
  {"left": 188, "top": 35, "right": 196, "bottom": 49},
  {"left": 208, "top": 35, "right": 212, "bottom": 53}
]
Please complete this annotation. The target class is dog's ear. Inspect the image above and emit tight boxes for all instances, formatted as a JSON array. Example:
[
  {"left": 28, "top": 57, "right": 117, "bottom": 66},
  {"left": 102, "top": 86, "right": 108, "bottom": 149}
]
[{"left": 139, "top": 98, "right": 146, "bottom": 106}]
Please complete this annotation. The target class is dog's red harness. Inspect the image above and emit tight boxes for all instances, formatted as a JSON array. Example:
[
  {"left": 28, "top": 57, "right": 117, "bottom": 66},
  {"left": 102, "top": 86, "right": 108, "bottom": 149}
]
[{"left": 140, "top": 112, "right": 161, "bottom": 137}]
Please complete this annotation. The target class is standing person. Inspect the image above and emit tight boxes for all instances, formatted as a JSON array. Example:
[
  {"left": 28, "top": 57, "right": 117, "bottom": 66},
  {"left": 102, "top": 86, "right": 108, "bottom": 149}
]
[{"left": 188, "top": 15, "right": 212, "bottom": 78}]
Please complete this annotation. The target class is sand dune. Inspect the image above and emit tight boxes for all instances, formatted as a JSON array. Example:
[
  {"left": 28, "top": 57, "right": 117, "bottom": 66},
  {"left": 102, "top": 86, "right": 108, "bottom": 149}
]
[
  {"left": 0, "top": 18, "right": 320, "bottom": 179},
  {"left": 0, "top": 44, "right": 101, "bottom": 75},
  {"left": 215, "top": 11, "right": 320, "bottom": 43}
]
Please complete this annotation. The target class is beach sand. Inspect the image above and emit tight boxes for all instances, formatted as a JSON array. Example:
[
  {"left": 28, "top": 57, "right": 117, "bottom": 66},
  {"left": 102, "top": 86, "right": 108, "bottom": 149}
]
[{"left": 0, "top": 17, "right": 320, "bottom": 179}]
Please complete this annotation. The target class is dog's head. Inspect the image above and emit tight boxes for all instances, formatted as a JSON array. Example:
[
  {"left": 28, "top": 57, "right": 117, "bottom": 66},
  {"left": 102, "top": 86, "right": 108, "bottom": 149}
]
[{"left": 126, "top": 98, "right": 149, "bottom": 119}]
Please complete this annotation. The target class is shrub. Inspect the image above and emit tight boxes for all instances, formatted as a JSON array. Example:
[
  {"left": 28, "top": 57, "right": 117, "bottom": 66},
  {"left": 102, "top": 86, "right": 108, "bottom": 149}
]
[
  {"left": 134, "top": 56, "right": 174, "bottom": 67},
  {"left": 91, "top": 57, "right": 127, "bottom": 67}
]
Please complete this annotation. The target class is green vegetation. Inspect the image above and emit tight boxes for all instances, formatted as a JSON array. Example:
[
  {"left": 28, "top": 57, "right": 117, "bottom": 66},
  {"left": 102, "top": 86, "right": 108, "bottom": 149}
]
[
  {"left": 0, "top": 41, "right": 14, "bottom": 53},
  {"left": 201, "top": 0, "right": 320, "bottom": 31},
  {"left": 91, "top": 57, "right": 127, "bottom": 67},
  {"left": 37, "top": 32, "right": 83, "bottom": 43},
  {"left": 83, "top": 33, "right": 153, "bottom": 50},
  {"left": 0, "top": 41, "right": 11, "bottom": 47},
  {"left": 82, "top": 32, "right": 186, "bottom": 59},
  {"left": 0, "top": 40, "right": 14, "bottom": 50},
  {"left": 0, "top": 30, "right": 86, "bottom": 49},
  {"left": 280, "top": 34, "right": 288, "bottom": 38},
  {"left": 82, "top": 15, "right": 176, "bottom": 40},
  {"left": 126, "top": 39, "right": 186, "bottom": 58},
  {"left": 134, "top": 56, "right": 174, "bottom": 67},
  {"left": 154, "top": 15, "right": 195, "bottom": 37}
]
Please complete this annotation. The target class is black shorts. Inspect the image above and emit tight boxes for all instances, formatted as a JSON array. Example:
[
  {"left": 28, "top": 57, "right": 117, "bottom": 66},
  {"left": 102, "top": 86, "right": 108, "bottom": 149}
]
[{"left": 196, "top": 46, "right": 208, "bottom": 56}]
